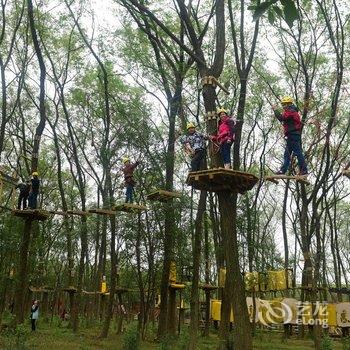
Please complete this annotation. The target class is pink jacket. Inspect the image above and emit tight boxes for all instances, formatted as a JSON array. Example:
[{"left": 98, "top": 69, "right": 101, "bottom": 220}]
[{"left": 212, "top": 115, "right": 235, "bottom": 145}]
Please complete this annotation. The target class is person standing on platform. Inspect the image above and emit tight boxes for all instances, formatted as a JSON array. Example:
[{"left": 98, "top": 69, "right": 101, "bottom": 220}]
[
  {"left": 210, "top": 108, "right": 235, "bottom": 169},
  {"left": 30, "top": 300, "right": 39, "bottom": 331},
  {"left": 272, "top": 96, "right": 308, "bottom": 175},
  {"left": 16, "top": 180, "right": 31, "bottom": 210},
  {"left": 180, "top": 122, "right": 208, "bottom": 172},
  {"left": 28, "top": 172, "right": 40, "bottom": 209},
  {"left": 122, "top": 157, "right": 140, "bottom": 203}
]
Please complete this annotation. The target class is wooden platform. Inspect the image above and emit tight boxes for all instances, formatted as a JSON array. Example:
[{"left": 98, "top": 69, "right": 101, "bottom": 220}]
[
  {"left": 199, "top": 284, "right": 218, "bottom": 291},
  {"left": 12, "top": 209, "right": 50, "bottom": 221},
  {"left": 62, "top": 286, "right": 77, "bottom": 293},
  {"left": 186, "top": 168, "right": 258, "bottom": 194},
  {"left": 113, "top": 203, "right": 147, "bottom": 213},
  {"left": 147, "top": 189, "right": 181, "bottom": 202},
  {"left": 88, "top": 208, "right": 116, "bottom": 216},
  {"left": 265, "top": 174, "right": 310, "bottom": 185},
  {"left": 29, "top": 286, "right": 53, "bottom": 293},
  {"left": 342, "top": 169, "right": 350, "bottom": 179},
  {"left": 169, "top": 283, "right": 186, "bottom": 290}
]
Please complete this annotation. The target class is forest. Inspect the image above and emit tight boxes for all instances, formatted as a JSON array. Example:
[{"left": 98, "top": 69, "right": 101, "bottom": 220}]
[{"left": 0, "top": 0, "right": 349, "bottom": 349}]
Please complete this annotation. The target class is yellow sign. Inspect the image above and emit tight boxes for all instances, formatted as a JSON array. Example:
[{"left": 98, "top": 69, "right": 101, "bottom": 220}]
[
  {"left": 218, "top": 267, "right": 226, "bottom": 288},
  {"left": 101, "top": 282, "right": 107, "bottom": 294},
  {"left": 169, "top": 261, "right": 177, "bottom": 283}
]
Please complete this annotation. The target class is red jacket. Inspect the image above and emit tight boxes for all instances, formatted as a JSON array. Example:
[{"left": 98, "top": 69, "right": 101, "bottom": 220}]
[
  {"left": 122, "top": 161, "right": 139, "bottom": 185},
  {"left": 274, "top": 105, "right": 302, "bottom": 136},
  {"left": 212, "top": 115, "right": 235, "bottom": 145}
]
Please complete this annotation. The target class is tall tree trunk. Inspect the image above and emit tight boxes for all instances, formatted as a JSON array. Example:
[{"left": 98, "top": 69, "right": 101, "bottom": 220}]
[
  {"left": 14, "top": 220, "right": 32, "bottom": 323},
  {"left": 189, "top": 190, "right": 207, "bottom": 349},
  {"left": 27, "top": 0, "right": 46, "bottom": 172}
]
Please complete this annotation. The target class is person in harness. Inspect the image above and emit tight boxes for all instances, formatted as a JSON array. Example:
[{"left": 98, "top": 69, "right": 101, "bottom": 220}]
[
  {"left": 180, "top": 122, "right": 208, "bottom": 172},
  {"left": 16, "top": 180, "right": 31, "bottom": 210},
  {"left": 210, "top": 107, "right": 235, "bottom": 169},
  {"left": 122, "top": 157, "right": 140, "bottom": 203},
  {"left": 28, "top": 172, "right": 40, "bottom": 209},
  {"left": 272, "top": 96, "right": 308, "bottom": 175}
]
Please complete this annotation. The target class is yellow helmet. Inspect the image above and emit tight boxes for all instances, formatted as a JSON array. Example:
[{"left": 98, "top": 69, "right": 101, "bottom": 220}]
[
  {"left": 281, "top": 96, "right": 294, "bottom": 104},
  {"left": 217, "top": 107, "right": 227, "bottom": 115},
  {"left": 32, "top": 171, "right": 39, "bottom": 177},
  {"left": 122, "top": 157, "right": 129, "bottom": 164},
  {"left": 186, "top": 122, "right": 196, "bottom": 130}
]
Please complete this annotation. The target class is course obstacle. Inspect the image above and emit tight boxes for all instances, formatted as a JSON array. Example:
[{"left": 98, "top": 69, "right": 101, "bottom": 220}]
[
  {"left": 186, "top": 168, "right": 258, "bottom": 193},
  {"left": 12, "top": 209, "right": 50, "bottom": 221},
  {"left": 147, "top": 189, "right": 181, "bottom": 202},
  {"left": 199, "top": 284, "right": 219, "bottom": 291},
  {"left": 88, "top": 208, "right": 116, "bottom": 216},
  {"left": 169, "top": 283, "right": 186, "bottom": 290},
  {"left": 265, "top": 174, "right": 310, "bottom": 185},
  {"left": 49, "top": 210, "right": 91, "bottom": 217},
  {"left": 113, "top": 203, "right": 147, "bottom": 213}
]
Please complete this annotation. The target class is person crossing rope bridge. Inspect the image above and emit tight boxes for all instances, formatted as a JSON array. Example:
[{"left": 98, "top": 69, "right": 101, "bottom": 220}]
[
  {"left": 272, "top": 96, "right": 308, "bottom": 176},
  {"left": 122, "top": 157, "right": 140, "bottom": 203}
]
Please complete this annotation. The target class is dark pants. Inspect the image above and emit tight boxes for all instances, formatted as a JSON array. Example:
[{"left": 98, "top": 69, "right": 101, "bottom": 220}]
[
  {"left": 17, "top": 193, "right": 28, "bottom": 210},
  {"left": 191, "top": 149, "right": 205, "bottom": 172},
  {"left": 281, "top": 134, "right": 308, "bottom": 174},
  {"left": 28, "top": 192, "right": 38, "bottom": 209},
  {"left": 220, "top": 142, "right": 232, "bottom": 164},
  {"left": 125, "top": 184, "right": 134, "bottom": 203},
  {"left": 31, "top": 318, "right": 36, "bottom": 331}
]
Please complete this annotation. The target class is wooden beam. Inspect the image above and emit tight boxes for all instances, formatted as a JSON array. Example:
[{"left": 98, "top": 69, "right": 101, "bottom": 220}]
[
  {"left": 113, "top": 203, "right": 147, "bottom": 213},
  {"left": 199, "top": 284, "right": 218, "bottom": 291},
  {"left": 265, "top": 174, "right": 310, "bottom": 185},
  {"left": 169, "top": 283, "right": 186, "bottom": 290},
  {"left": 88, "top": 208, "right": 116, "bottom": 216},
  {"left": 201, "top": 75, "right": 230, "bottom": 95},
  {"left": 12, "top": 209, "right": 50, "bottom": 221},
  {"left": 147, "top": 189, "right": 181, "bottom": 202}
]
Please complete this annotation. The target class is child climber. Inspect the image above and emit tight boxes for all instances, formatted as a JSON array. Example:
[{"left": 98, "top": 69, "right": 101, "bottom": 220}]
[
  {"left": 210, "top": 107, "right": 235, "bottom": 169},
  {"left": 122, "top": 157, "right": 140, "bottom": 203},
  {"left": 272, "top": 96, "right": 308, "bottom": 175}
]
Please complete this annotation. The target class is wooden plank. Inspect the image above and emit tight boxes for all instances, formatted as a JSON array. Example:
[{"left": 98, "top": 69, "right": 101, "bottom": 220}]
[
  {"left": 113, "top": 203, "right": 147, "bottom": 213},
  {"left": 147, "top": 189, "right": 181, "bottom": 202},
  {"left": 67, "top": 210, "right": 90, "bottom": 216},
  {"left": 169, "top": 283, "right": 186, "bottom": 290},
  {"left": 187, "top": 168, "right": 258, "bottom": 194},
  {"left": 88, "top": 208, "right": 116, "bottom": 216},
  {"left": 62, "top": 286, "right": 77, "bottom": 292},
  {"left": 199, "top": 284, "right": 218, "bottom": 291},
  {"left": 265, "top": 175, "right": 310, "bottom": 185},
  {"left": 49, "top": 210, "right": 68, "bottom": 216},
  {"left": 12, "top": 209, "right": 50, "bottom": 221}
]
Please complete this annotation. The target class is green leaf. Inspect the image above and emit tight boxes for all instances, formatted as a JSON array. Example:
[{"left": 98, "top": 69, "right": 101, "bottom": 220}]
[
  {"left": 272, "top": 5, "right": 283, "bottom": 18},
  {"left": 251, "top": 1, "right": 275, "bottom": 21},
  {"left": 268, "top": 9, "right": 276, "bottom": 25},
  {"left": 280, "top": 0, "right": 299, "bottom": 27}
]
